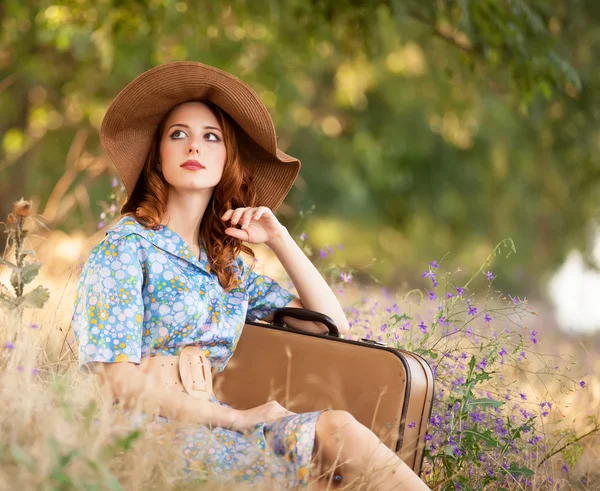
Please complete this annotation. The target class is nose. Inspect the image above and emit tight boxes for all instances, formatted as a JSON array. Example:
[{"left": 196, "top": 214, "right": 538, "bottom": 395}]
[{"left": 188, "top": 140, "right": 201, "bottom": 156}]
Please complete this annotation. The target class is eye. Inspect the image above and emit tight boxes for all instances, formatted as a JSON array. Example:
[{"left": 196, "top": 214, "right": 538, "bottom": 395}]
[
  {"left": 170, "top": 129, "right": 187, "bottom": 139},
  {"left": 205, "top": 132, "right": 221, "bottom": 142}
]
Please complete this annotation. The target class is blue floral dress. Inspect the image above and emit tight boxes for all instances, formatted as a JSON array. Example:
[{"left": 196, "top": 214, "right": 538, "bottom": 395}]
[{"left": 71, "top": 215, "right": 330, "bottom": 488}]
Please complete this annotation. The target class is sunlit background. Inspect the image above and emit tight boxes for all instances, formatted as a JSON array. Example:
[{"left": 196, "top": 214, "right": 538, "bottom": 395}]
[{"left": 2, "top": 1, "right": 600, "bottom": 338}]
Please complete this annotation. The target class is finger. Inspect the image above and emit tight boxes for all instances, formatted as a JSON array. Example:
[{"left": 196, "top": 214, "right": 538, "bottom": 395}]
[
  {"left": 253, "top": 206, "right": 269, "bottom": 221},
  {"left": 230, "top": 208, "right": 248, "bottom": 226},
  {"left": 240, "top": 208, "right": 258, "bottom": 230},
  {"left": 224, "top": 227, "right": 250, "bottom": 242},
  {"left": 221, "top": 209, "right": 233, "bottom": 221}
]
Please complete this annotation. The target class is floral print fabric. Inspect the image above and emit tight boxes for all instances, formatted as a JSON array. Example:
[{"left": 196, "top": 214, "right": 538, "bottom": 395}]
[{"left": 71, "top": 215, "right": 328, "bottom": 487}]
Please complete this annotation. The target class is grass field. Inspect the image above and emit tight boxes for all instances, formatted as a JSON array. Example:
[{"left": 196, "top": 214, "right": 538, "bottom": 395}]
[{"left": 1, "top": 219, "right": 598, "bottom": 490}]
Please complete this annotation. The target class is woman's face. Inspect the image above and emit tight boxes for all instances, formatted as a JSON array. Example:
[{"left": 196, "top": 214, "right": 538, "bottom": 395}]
[{"left": 159, "top": 101, "right": 227, "bottom": 194}]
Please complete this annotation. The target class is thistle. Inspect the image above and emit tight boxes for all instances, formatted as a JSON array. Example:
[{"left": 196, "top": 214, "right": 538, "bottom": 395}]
[{"left": 0, "top": 198, "right": 50, "bottom": 315}]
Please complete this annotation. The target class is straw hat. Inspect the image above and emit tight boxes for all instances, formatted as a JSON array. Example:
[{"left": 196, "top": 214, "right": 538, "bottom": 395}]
[{"left": 100, "top": 61, "right": 301, "bottom": 214}]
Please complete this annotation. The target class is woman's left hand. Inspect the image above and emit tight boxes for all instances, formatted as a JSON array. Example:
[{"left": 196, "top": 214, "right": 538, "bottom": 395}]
[{"left": 221, "top": 207, "right": 285, "bottom": 245}]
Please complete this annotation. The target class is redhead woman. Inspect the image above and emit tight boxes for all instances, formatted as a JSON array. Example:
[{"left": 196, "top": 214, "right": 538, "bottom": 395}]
[{"left": 71, "top": 61, "right": 428, "bottom": 489}]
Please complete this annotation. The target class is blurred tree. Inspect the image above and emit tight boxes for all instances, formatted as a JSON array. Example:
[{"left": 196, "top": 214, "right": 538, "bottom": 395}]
[{"left": 0, "top": 0, "right": 599, "bottom": 296}]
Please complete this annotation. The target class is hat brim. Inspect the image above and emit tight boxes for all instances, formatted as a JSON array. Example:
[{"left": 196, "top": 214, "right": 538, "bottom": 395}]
[{"left": 100, "top": 61, "right": 300, "bottom": 212}]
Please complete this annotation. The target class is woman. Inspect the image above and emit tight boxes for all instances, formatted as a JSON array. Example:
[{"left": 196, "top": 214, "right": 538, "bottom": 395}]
[{"left": 71, "top": 61, "right": 428, "bottom": 489}]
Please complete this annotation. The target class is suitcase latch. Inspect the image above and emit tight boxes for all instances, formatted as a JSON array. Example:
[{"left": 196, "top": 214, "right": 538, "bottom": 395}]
[{"left": 360, "top": 338, "right": 387, "bottom": 347}]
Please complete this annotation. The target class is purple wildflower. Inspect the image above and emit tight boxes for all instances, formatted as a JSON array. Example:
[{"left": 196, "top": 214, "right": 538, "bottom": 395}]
[
  {"left": 97, "top": 221, "right": 105, "bottom": 229},
  {"left": 112, "top": 177, "right": 118, "bottom": 188},
  {"left": 580, "top": 380, "right": 586, "bottom": 388},
  {"left": 519, "top": 392, "right": 527, "bottom": 401},
  {"left": 445, "top": 292, "right": 454, "bottom": 299},
  {"left": 484, "top": 313, "right": 492, "bottom": 323},
  {"left": 456, "top": 286, "right": 464, "bottom": 296},
  {"left": 30, "top": 323, "right": 39, "bottom": 329},
  {"left": 380, "top": 323, "right": 387, "bottom": 333},
  {"left": 530, "top": 330, "right": 538, "bottom": 345},
  {"left": 327, "top": 245, "right": 333, "bottom": 254},
  {"left": 468, "top": 305, "right": 477, "bottom": 316},
  {"left": 337, "top": 243, "right": 343, "bottom": 250},
  {"left": 3, "top": 342, "right": 14, "bottom": 350},
  {"left": 427, "top": 290, "right": 437, "bottom": 301},
  {"left": 340, "top": 272, "right": 353, "bottom": 283},
  {"left": 430, "top": 260, "right": 439, "bottom": 269},
  {"left": 485, "top": 271, "right": 496, "bottom": 281},
  {"left": 319, "top": 249, "right": 327, "bottom": 258},
  {"left": 418, "top": 321, "right": 427, "bottom": 334},
  {"left": 300, "top": 232, "right": 308, "bottom": 241},
  {"left": 408, "top": 421, "right": 416, "bottom": 428}
]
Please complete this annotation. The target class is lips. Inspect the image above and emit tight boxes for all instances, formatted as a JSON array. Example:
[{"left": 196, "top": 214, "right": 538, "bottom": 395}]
[{"left": 181, "top": 159, "right": 206, "bottom": 170}]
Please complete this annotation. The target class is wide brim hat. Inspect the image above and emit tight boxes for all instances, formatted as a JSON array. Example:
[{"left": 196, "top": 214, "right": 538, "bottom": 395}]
[{"left": 100, "top": 61, "right": 300, "bottom": 214}]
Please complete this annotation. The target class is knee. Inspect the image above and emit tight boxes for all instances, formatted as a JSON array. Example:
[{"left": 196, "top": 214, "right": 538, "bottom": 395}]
[{"left": 316, "top": 410, "right": 361, "bottom": 439}]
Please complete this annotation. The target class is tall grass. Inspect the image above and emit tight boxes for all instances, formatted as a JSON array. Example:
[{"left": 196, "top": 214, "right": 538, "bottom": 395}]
[{"left": 0, "top": 199, "right": 598, "bottom": 490}]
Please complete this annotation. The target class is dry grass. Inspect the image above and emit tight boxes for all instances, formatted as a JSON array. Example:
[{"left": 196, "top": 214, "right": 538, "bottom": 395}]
[{"left": 0, "top": 225, "right": 599, "bottom": 490}]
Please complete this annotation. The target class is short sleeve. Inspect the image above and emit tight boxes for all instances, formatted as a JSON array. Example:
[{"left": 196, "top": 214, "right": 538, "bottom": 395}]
[
  {"left": 243, "top": 262, "right": 296, "bottom": 322},
  {"left": 70, "top": 236, "right": 145, "bottom": 372}
]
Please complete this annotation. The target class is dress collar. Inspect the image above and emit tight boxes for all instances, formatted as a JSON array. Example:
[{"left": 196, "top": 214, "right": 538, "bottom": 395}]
[{"left": 106, "top": 215, "right": 213, "bottom": 275}]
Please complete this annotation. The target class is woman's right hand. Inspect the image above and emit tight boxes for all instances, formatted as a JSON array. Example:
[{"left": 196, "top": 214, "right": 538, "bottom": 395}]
[{"left": 231, "top": 400, "right": 296, "bottom": 433}]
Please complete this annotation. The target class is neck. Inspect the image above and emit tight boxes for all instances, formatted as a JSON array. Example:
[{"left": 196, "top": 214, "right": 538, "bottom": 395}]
[{"left": 160, "top": 187, "right": 213, "bottom": 251}]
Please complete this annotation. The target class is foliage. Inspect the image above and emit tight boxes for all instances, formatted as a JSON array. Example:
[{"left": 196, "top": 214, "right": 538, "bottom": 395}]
[{"left": 1, "top": 1, "right": 600, "bottom": 295}]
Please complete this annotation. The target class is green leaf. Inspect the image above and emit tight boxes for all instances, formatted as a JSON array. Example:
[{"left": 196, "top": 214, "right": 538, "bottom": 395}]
[
  {"left": 102, "top": 429, "right": 142, "bottom": 458},
  {"left": 467, "top": 398, "right": 504, "bottom": 409},
  {"left": 462, "top": 428, "right": 499, "bottom": 447},
  {"left": 507, "top": 463, "right": 534, "bottom": 478},
  {"left": 9, "top": 444, "right": 37, "bottom": 472},
  {"left": 10, "top": 270, "right": 19, "bottom": 292},
  {"left": 444, "top": 444, "right": 457, "bottom": 459},
  {"left": 21, "top": 262, "right": 41, "bottom": 285},
  {"left": 16, "top": 285, "right": 50, "bottom": 308}
]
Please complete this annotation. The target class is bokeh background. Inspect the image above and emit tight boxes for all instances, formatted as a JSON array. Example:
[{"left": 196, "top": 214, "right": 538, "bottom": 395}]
[
  {"left": 3, "top": 1, "right": 600, "bottom": 332},
  {"left": 1, "top": 0, "right": 600, "bottom": 484}
]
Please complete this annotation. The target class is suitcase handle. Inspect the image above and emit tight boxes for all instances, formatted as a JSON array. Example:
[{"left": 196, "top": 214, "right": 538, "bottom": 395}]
[{"left": 271, "top": 307, "right": 340, "bottom": 337}]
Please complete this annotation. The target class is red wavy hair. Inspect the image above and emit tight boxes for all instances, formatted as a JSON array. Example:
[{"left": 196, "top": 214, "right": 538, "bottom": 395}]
[{"left": 121, "top": 99, "right": 257, "bottom": 292}]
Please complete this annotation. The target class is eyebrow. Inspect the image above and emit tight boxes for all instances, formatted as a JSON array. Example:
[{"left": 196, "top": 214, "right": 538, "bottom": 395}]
[{"left": 168, "top": 123, "right": 222, "bottom": 132}]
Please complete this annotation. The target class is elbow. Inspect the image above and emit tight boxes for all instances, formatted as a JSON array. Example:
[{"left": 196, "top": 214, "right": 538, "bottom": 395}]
[{"left": 336, "top": 320, "right": 350, "bottom": 337}]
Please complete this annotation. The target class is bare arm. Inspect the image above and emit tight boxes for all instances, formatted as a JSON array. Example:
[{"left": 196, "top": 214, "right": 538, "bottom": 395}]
[
  {"left": 96, "top": 362, "right": 240, "bottom": 429},
  {"left": 263, "top": 228, "right": 350, "bottom": 336}
]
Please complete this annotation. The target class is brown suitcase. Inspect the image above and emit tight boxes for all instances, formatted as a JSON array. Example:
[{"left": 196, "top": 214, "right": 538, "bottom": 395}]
[{"left": 212, "top": 308, "right": 435, "bottom": 475}]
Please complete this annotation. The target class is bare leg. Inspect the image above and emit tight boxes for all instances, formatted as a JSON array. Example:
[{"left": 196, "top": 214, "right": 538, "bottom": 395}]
[{"left": 309, "top": 410, "right": 429, "bottom": 490}]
